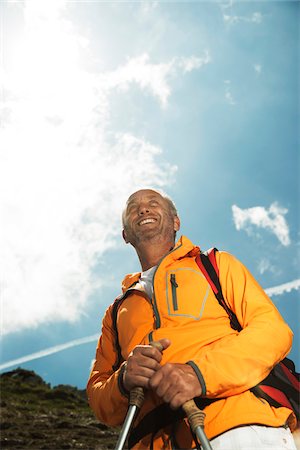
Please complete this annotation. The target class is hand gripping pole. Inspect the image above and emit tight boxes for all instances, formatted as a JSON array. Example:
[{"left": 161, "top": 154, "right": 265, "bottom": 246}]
[
  {"left": 115, "top": 341, "right": 212, "bottom": 450},
  {"left": 151, "top": 342, "right": 212, "bottom": 449},
  {"left": 115, "top": 342, "right": 163, "bottom": 450}
]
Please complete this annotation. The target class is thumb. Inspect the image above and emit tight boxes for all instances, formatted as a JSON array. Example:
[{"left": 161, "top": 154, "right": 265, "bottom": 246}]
[{"left": 151, "top": 338, "right": 171, "bottom": 352}]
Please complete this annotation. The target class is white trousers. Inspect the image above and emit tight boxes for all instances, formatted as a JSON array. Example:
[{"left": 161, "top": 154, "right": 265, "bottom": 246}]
[{"left": 210, "top": 425, "right": 297, "bottom": 450}]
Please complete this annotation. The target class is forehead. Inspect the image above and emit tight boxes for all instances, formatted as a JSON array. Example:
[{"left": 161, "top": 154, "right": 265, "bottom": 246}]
[{"left": 126, "top": 190, "right": 166, "bottom": 208}]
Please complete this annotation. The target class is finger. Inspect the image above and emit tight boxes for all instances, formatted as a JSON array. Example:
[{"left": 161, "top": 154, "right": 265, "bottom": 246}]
[
  {"left": 125, "top": 373, "right": 153, "bottom": 390},
  {"left": 133, "top": 345, "right": 163, "bottom": 363},
  {"left": 124, "top": 363, "right": 160, "bottom": 391},
  {"left": 148, "top": 365, "right": 165, "bottom": 389},
  {"left": 128, "top": 353, "right": 161, "bottom": 372},
  {"left": 154, "top": 374, "right": 192, "bottom": 409},
  {"left": 156, "top": 379, "right": 179, "bottom": 400},
  {"left": 169, "top": 392, "right": 189, "bottom": 410},
  {"left": 161, "top": 384, "right": 182, "bottom": 404},
  {"left": 127, "top": 359, "right": 160, "bottom": 378},
  {"left": 151, "top": 364, "right": 181, "bottom": 396}
]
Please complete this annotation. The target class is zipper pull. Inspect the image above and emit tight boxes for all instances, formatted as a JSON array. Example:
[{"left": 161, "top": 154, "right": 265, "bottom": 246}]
[
  {"left": 170, "top": 273, "right": 178, "bottom": 288},
  {"left": 170, "top": 274, "right": 178, "bottom": 311}
]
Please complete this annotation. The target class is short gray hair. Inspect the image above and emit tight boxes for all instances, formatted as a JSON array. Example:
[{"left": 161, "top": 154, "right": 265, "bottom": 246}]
[{"left": 159, "top": 190, "right": 178, "bottom": 217}]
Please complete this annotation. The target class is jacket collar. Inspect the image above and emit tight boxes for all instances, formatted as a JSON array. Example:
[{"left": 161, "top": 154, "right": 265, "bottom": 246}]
[{"left": 121, "top": 235, "right": 200, "bottom": 293}]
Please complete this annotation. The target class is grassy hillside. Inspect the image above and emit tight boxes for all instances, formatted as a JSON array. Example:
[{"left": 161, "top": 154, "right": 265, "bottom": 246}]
[{"left": 0, "top": 368, "right": 119, "bottom": 449}]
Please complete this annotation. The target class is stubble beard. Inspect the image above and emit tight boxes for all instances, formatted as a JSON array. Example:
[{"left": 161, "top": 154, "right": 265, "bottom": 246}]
[{"left": 127, "top": 216, "right": 175, "bottom": 248}]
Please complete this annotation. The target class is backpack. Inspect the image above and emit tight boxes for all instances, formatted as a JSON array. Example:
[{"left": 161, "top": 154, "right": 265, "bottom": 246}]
[{"left": 196, "top": 248, "right": 300, "bottom": 425}]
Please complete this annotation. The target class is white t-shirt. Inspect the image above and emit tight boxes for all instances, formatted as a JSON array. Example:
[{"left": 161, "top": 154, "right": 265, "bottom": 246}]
[{"left": 139, "top": 266, "right": 156, "bottom": 299}]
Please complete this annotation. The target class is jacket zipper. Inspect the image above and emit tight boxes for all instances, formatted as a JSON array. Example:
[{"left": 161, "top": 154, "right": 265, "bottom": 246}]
[
  {"left": 151, "top": 241, "right": 183, "bottom": 329},
  {"left": 170, "top": 274, "right": 179, "bottom": 311}
]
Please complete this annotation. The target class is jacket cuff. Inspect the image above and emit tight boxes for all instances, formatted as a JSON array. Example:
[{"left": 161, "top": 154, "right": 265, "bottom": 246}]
[
  {"left": 186, "top": 360, "right": 206, "bottom": 396},
  {"left": 117, "top": 362, "right": 130, "bottom": 398}
]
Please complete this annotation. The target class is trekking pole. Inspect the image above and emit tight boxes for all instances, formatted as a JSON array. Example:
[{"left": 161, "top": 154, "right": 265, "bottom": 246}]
[
  {"left": 182, "top": 399, "right": 213, "bottom": 450},
  {"left": 114, "top": 385, "right": 144, "bottom": 450},
  {"left": 115, "top": 341, "right": 163, "bottom": 450}
]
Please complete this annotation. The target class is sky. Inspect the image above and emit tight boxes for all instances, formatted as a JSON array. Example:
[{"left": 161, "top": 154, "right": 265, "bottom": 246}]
[{"left": 0, "top": 0, "right": 299, "bottom": 390}]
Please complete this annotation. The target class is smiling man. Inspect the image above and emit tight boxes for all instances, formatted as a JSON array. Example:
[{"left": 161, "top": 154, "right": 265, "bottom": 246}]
[
  {"left": 87, "top": 189, "right": 297, "bottom": 449},
  {"left": 122, "top": 190, "right": 180, "bottom": 270}
]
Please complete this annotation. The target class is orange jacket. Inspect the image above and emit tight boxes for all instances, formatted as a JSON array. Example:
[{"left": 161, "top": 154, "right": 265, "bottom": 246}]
[{"left": 87, "top": 236, "right": 296, "bottom": 448}]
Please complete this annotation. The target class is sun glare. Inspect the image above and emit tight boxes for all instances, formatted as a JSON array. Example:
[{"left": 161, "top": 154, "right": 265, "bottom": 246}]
[{"left": 1, "top": 0, "right": 178, "bottom": 335}]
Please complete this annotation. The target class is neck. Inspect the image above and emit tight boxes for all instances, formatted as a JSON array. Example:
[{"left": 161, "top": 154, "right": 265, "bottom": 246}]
[{"left": 135, "top": 239, "right": 175, "bottom": 271}]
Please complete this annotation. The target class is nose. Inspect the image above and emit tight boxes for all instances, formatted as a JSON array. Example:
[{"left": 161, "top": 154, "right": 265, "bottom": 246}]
[{"left": 138, "top": 204, "right": 150, "bottom": 216}]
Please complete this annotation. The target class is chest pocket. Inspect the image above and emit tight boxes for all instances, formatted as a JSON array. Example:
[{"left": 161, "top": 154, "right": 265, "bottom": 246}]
[{"left": 166, "top": 268, "right": 210, "bottom": 319}]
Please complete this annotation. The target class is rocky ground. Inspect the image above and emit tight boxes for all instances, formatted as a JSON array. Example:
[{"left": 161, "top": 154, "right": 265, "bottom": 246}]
[{"left": 0, "top": 368, "right": 119, "bottom": 449}]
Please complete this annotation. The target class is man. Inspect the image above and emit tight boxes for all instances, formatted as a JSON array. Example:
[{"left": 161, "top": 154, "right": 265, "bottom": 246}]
[{"left": 87, "top": 189, "right": 297, "bottom": 449}]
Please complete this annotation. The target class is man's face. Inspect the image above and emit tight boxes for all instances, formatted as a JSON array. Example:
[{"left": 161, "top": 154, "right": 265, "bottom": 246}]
[{"left": 122, "top": 189, "right": 180, "bottom": 247}]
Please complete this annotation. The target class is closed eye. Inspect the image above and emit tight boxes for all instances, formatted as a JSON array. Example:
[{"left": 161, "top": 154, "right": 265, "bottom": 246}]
[
  {"left": 149, "top": 201, "right": 159, "bottom": 207},
  {"left": 127, "top": 203, "right": 137, "bottom": 213}
]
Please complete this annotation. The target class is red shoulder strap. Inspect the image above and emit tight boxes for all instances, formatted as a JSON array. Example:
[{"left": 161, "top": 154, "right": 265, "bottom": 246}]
[
  {"left": 196, "top": 249, "right": 242, "bottom": 332},
  {"left": 195, "top": 248, "right": 221, "bottom": 297}
]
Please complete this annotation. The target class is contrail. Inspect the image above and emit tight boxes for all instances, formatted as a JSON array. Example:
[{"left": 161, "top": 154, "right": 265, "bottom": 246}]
[
  {"left": 265, "top": 279, "right": 300, "bottom": 297},
  {"left": 0, "top": 334, "right": 99, "bottom": 371},
  {"left": 1, "top": 279, "right": 299, "bottom": 372}
]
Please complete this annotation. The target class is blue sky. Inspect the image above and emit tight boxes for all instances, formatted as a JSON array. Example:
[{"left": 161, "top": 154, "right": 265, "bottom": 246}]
[{"left": 1, "top": 0, "right": 299, "bottom": 389}]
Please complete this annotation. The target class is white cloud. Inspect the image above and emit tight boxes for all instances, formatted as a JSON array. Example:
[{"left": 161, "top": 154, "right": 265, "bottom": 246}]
[
  {"left": 223, "top": 11, "right": 263, "bottom": 26},
  {"left": 258, "top": 258, "right": 276, "bottom": 275},
  {"left": 1, "top": 1, "right": 210, "bottom": 335},
  {"left": 102, "top": 51, "right": 210, "bottom": 108},
  {"left": 251, "top": 12, "right": 263, "bottom": 24},
  {"left": 232, "top": 203, "right": 291, "bottom": 246},
  {"left": 177, "top": 52, "right": 211, "bottom": 73},
  {"left": 254, "top": 64, "right": 262, "bottom": 75},
  {"left": 221, "top": 0, "right": 233, "bottom": 9},
  {"left": 224, "top": 80, "right": 236, "bottom": 105},
  {"left": 139, "top": 1, "right": 159, "bottom": 16}
]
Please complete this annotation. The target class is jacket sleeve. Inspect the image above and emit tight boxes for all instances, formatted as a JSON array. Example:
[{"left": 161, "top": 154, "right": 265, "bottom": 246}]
[
  {"left": 86, "top": 304, "right": 129, "bottom": 426},
  {"left": 190, "top": 251, "right": 293, "bottom": 398}
]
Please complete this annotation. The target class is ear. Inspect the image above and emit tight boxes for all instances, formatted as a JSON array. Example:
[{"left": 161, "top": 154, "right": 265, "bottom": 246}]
[
  {"left": 174, "top": 216, "right": 180, "bottom": 232},
  {"left": 122, "top": 229, "right": 129, "bottom": 243}
]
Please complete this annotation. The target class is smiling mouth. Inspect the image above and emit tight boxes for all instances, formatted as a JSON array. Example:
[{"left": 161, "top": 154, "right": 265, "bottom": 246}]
[{"left": 138, "top": 218, "right": 157, "bottom": 226}]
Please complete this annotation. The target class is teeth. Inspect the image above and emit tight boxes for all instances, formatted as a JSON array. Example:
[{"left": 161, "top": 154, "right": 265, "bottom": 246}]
[{"left": 139, "top": 218, "right": 156, "bottom": 225}]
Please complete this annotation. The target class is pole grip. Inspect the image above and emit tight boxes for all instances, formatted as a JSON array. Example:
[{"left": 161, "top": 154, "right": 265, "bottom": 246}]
[
  {"left": 182, "top": 399, "right": 205, "bottom": 434},
  {"left": 129, "top": 386, "right": 144, "bottom": 408}
]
